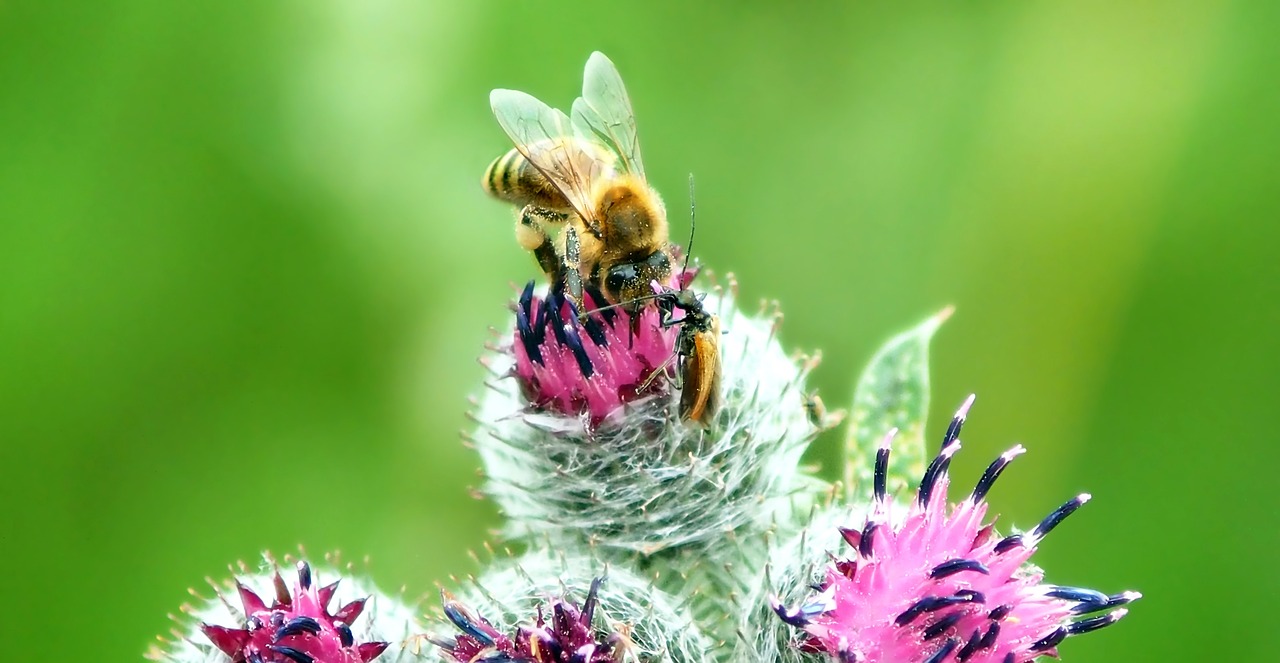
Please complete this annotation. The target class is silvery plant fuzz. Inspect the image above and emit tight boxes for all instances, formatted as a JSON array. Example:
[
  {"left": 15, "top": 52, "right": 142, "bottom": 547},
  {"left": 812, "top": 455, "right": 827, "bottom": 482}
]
[
  {"left": 149, "top": 554, "right": 422, "bottom": 663},
  {"left": 150, "top": 51, "right": 1140, "bottom": 663}
]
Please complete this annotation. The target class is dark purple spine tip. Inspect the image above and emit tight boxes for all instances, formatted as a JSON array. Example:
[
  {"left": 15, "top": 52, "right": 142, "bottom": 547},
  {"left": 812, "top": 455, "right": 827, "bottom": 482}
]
[
  {"left": 443, "top": 602, "right": 494, "bottom": 646},
  {"left": 859, "top": 522, "right": 878, "bottom": 559},
  {"left": 770, "top": 600, "right": 811, "bottom": 628},
  {"left": 268, "top": 645, "right": 316, "bottom": 663},
  {"left": 923, "top": 638, "right": 960, "bottom": 663},
  {"left": 1031, "top": 626, "right": 1068, "bottom": 651},
  {"left": 275, "top": 616, "right": 321, "bottom": 639},
  {"left": 993, "top": 534, "right": 1024, "bottom": 554},
  {"left": 581, "top": 310, "right": 608, "bottom": 347},
  {"left": 873, "top": 445, "right": 890, "bottom": 501},
  {"left": 957, "top": 628, "right": 983, "bottom": 661},
  {"left": 917, "top": 447, "right": 954, "bottom": 507},
  {"left": 1068, "top": 610, "right": 1127, "bottom": 635},
  {"left": 296, "top": 561, "right": 312, "bottom": 590},
  {"left": 988, "top": 604, "right": 1013, "bottom": 621},
  {"left": 930, "top": 558, "right": 990, "bottom": 579},
  {"left": 896, "top": 596, "right": 973, "bottom": 627},
  {"left": 1032, "top": 493, "right": 1090, "bottom": 541},
  {"left": 924, "top": 612, "right": 962, "bottom": 640},
  {"left": 970, "top": 445, "right": 1023, "bottom": 503},
  {"left": 978, "top": 622, "right": 1000, "bottom": 650},
  {"left": 1048, "top": 585, "right": 1108, "bottom": 610},
  {"left": 336, "top": 622, "right": 354, "bottom": 647}
]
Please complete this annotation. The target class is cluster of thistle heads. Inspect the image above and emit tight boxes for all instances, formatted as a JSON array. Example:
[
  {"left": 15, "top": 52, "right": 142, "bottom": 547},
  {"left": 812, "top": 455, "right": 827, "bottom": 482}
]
[{"left": 150, "top": 53, "right": 1138, "bottom": 663}]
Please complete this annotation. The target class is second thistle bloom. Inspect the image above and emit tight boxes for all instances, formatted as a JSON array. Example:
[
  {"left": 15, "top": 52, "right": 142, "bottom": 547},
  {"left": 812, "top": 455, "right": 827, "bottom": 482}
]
[{"left": 760, "top": 399, "right": 1140, "bottom": 663}]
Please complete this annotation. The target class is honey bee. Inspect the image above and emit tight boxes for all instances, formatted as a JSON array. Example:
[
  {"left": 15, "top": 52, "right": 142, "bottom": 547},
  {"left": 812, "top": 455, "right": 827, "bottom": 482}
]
[{"left": 483, "top": 52, "right": 672, "bottom": 311}]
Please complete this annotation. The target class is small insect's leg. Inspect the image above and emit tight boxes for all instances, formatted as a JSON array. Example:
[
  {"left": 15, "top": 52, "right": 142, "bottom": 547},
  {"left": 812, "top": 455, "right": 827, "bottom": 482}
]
[{"left": 639, "top": 352, "right": 679, "bottom": 392}]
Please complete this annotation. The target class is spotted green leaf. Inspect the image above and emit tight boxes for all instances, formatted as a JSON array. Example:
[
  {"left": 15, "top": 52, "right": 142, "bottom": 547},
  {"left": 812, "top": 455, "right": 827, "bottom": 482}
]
[{"left": 843, "top": 306, "right": 952, "bottom": 502}]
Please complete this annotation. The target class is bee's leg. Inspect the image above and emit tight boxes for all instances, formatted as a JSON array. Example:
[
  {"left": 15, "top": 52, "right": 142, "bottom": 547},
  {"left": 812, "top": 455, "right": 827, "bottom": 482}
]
[
  {"left": 563, "top": 223, "right": 585, "bottom": 311},
  {"left": 515, "top": 205, "right": 567, "bottom": 283}
]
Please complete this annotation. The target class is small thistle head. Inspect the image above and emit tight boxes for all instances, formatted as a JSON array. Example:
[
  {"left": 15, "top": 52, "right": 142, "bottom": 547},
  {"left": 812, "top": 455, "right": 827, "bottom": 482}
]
[
  {"left": 511, "top": 280, "right": 680, "bottom": 427},
  {"left": 150, "top": 554, "right": 421, "bottom": 663},
  {"left": 432, "top": 551, "right": 713, "bottom": 662},
  {"left": 759, "top": 400, "right": 1140, "bottom": 662},
  {"left": 435, "top": 577, "right": 622, "bottom": 663},
  {"left": 473, "top": 272, "right": 824, "bottom": 554}
]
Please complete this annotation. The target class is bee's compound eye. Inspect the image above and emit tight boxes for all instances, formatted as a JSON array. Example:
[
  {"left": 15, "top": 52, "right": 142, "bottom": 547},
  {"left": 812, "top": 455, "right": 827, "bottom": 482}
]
[
  {"left": 645, "top": 250, "right": 671, "bottom": 274},
  {"left": 605, "top": 263, "right": 640, "bottom": 300}
]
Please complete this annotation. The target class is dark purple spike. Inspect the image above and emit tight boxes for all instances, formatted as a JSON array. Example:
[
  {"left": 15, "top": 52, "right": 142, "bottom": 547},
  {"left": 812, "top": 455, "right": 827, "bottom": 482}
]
[
  {"left": 580, "top": 307, "right": 608, "bottom": 348},
  {"left": 558, "top": 321, "right": 594, "bottom": 377},
  {"left": 940, "top": 394, "right": 976, "bottom": 450},
  {"left": 978, "top": 622, "right": 1000, "bottom": 650},
  {"left": 1002, "top": 653, "right": 1015, "bottom": 663},
  {"left": 930, "top": 558, "right": 990, "bottom": 579},
  {"left": 275, "top": 616, "right": 321, "bottom": 640},
  {"left": 873, "top": 441, "right": 891, "bottom": 502},
  {"left": 336, "top": 622, "right": 354, "bottom": 647},
  {"left": 971, "top": 445, "right": 1024, "bottom": 503},
  {"left": 443, "top": 599, "right": 495, "bottom": 646},
  {"left": 917, "top": 444, "right": 958, "bottom": 507},
  {"left": 923, "top": 638, "right": 959, "bottom": 663},
  {"left": 268, "top": 645, "right": 315, "bottom": 663},
  {"left": 1046, "top": 585, "right": 1108, "bottom": 609},
  {"left": 1030, "top": 494, "right": 1090, "bottom": 542},
  {"left": 582, "top": 577, "right": 603, "bottom": 628},
  {"left": 770, "top": 597, "right": 817, "bottom": 627},
  {"left": 957, "top": 627, "right": 984, "bottom": 662},
  {"left": 994, "top": 534, "right": 1024, "bottom": 554},
  {"left": 896, "top": 596, "right": 971, "bottom": 626},
  {"left": 585, "top": 286, "right": 616, "bottom": 325},
  {"left": 859, "top": 522, "right": 878, "bottom": 559},
  {"left": 923, "top": 611, "right": 965, "bottom": 640},
  {"left": 296, "top": 561, "right": 312, "bottom": 591},
  {"left": 516, "top": 282, "right": 543, "bottom": 365},
  {"left": 954, "top": 589, "right": 984, "bottom": 603},
  {"left": 1067, "top": 610, "right": 1127, "bottom": 635},
  {"left": 1030, "top": 626, "right": 1068, "bottom": 651},
  {"left": 987, "top": 604, "right": 1013, "bottom": 621}
]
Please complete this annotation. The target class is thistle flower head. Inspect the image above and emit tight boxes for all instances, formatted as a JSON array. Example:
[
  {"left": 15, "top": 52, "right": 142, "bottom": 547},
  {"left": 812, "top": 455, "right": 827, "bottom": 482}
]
[
  {"left": 763, "top": 399, "right": 1140, "bottom": 663},
  {"left": 433, "top": 551, "right": 712, "bottom": 662},
  {"left": 511, "top": 278, "right": 681, "bottom": 427},
  {"left": 435, "top": 577, "right": 622, "bottom": 663},
  {"left": 473, "top": 273, "right": 823, "bottom": 555},
  {"left": 149, "top": 554, "right": 421, "bottom": 663}
]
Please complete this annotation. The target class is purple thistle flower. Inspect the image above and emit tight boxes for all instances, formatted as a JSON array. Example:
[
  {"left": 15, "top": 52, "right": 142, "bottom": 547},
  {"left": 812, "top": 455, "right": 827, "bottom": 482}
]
[
  {"left": 510, "top": 273, "right": 690, "bottom": 427},
  {"left": 770, "top": 398, "right": 1140, "bottom": 663},
  {"left": 200, "top": 560, "right": 389, "bottom": 663},
  {"left": 433, "top": 577, "right": 625, "bottom": 663}
]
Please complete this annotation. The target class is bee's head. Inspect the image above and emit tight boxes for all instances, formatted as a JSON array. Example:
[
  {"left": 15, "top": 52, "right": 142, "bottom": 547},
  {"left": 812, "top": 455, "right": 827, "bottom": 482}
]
[{"left": 604, "top": 249, "right": 672, "bottom": 309}]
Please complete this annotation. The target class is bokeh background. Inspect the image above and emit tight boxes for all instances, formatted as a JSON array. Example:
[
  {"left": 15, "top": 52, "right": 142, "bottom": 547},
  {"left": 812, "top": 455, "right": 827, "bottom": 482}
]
[{"left": 1, "top": 1, "right": 1275, "bottom": 661}]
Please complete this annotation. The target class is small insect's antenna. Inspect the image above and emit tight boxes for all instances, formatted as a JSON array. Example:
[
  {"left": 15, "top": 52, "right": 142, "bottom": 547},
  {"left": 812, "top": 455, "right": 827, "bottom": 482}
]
[{"left": 682, "top": 173, "right": 697, "bottom": 288}]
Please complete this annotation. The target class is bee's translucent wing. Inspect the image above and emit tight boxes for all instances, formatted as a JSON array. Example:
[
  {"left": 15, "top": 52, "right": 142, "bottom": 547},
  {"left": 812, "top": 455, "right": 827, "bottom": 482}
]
[
  {"left": 490, "top": 88, "right": 602, "bottom": 224},
  {"left": 572, "top": 51, "right": 645, "bottom": 177}
]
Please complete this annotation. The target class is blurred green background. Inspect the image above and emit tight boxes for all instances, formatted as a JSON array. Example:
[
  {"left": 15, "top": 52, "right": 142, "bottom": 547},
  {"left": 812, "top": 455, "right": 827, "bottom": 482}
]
[{"left": 1, "top": 1, "right": 1274, "bottom": 660}]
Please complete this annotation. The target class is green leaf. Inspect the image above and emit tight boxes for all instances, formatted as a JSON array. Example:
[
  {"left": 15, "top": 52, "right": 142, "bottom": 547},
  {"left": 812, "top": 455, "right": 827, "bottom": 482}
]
[{"left": 842, "top": 306, "right": 952, "bottom": 502}]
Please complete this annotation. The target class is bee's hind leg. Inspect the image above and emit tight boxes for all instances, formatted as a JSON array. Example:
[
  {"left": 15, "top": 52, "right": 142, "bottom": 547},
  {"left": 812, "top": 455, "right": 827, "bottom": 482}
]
[{"left": 515, "top": 205, "right": 567, "bottom": 284}]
